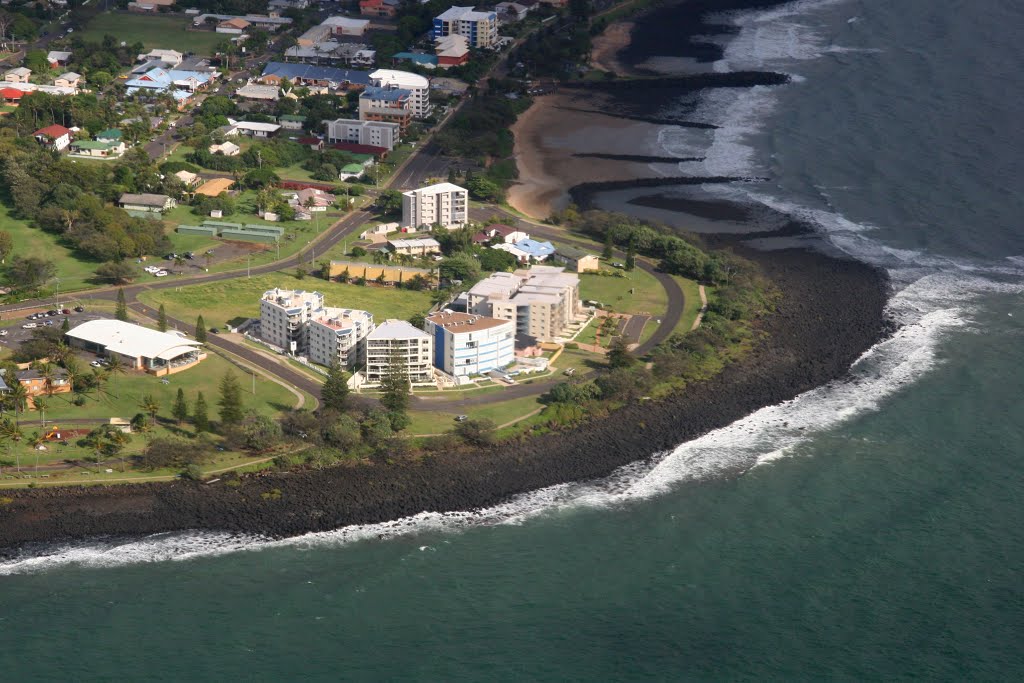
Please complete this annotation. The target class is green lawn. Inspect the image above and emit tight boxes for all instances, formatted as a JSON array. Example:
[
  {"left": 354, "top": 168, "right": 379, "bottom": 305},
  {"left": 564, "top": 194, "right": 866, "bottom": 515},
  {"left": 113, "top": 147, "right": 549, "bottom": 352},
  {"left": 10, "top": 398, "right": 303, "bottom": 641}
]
[
  {"left": 37, "top": 351, "right": 300, "bottom": 423},
  {"left": 674, "top": 276, "right": 705, "bottom": 335},
  {"left": 405, "top": 394, "right": 543, "bottom": 436},
  {"left": 137, "top": 271, "right": 433, "bottom": 329},
  {"left": 0, "top": 202, "right": 99, "bottom": 294},
  {"left": 80, "top": 13, "right": 226, "bottom": 55},
  {"left": 578, "top": 266, "right": 666, "bottom": 316}
]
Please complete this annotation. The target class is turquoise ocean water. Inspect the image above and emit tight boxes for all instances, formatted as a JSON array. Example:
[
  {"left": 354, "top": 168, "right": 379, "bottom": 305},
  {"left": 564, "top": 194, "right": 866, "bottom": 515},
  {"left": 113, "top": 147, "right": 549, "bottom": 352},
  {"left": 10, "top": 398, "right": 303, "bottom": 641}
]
[{"left": 3, "top": 1, "right": 1024, "bottom": 679}]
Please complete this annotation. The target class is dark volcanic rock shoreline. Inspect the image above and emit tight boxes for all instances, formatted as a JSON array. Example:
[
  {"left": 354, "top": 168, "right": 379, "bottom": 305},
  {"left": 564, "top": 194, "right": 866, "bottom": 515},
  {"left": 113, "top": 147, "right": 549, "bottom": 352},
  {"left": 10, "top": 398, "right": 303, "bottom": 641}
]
[{"left": 0, "top": 237, "right": 891, "bottom": 553}]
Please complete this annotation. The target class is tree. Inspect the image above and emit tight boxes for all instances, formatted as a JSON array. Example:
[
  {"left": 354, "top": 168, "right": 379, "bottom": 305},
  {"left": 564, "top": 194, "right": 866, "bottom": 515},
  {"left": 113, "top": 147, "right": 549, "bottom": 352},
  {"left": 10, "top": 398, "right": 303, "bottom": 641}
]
[
  {"left": 235, "top": 411, "right": 282, "bottom": 451},
  {"left": 455, "top": 418, "right": 496, "bottom": 446},
  {"left": 0, "top": 418, "right": 23, "bottom": 474},
  {"left": 95, "top": 261, "right": 137, "bottom": 284},
  {"left": 439, "top": 254, "right": 481, "bottom": 283},
  {"left": 625, "top": 240, "right": 636, "bottom": 271},
  {"left": 217, "top": 371, "right": 244, "bottom": 425},
  {"left": 115, "top": 288, "right": 129, "bottom": 321},
  {"left": 8, "top": 382, "right": 28, "bottom": 425},
  {"left": 7, "top": 256, "right": 55, "bottom": 293},
  {"left": 377, "top": 189, "right": 402, "bottom": 215},
  {"left": 321, "top": 362, "right": 350, "bottom": 413},
  {"left": 478, "top": 248, "right": 517, "bottom": 273},
  {"left": 379, "top": 349, "right": 410, "bottom": 415},
  {"left": 195, "top": 315, "right": 207, "bottom": 343},
  {"left": 321, "top": 413, "right": 361, "bottom": 450},
  {"left": 0, "top": 230, "right": 12, "bottom": 264},
  {"left": 607, "top": 335, "right": 636, "bottom": 369},
  {"left": 602, "top": 232, "right": 614, "bottom": 261},
  {"left": 172, "top": 388, "right": 189, "bottom": 425},
  {"left": 104, "top": 355, "right": 126, "bottom": 396},
  {"left": 60, "top": 317, "right": 70, "bottom": 333},
  {"left": 193, "top": 391, "right": 211, "bottom": 432},
  {"left": 157, "top": 304, "right": 168, "bottom": 332},
  {"left": 139, "top": 393, "right": 160, "bottom": 421}
]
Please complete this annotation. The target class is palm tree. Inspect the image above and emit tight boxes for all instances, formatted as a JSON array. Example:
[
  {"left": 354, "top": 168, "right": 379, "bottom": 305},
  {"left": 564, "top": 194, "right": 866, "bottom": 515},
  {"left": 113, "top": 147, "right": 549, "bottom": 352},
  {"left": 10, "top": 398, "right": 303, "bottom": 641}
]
[
  {"left": 0, "top": 418, "right": 23, "bottom": 475},
  {"left": 104, "top": 356, "right": 127, "bottom": 397},
  {"left": 32, "top": 396, "right": 47, "bottom": 428},
  {"left": 9, "top": 382, "right": 28, "bottom": 427},
  {"left": 35, "top": 362, "right": 57, "bottom": 397},
  {"left": 50, "top": 341, "right": 72, "bottom": 365},
  {"left": 139, "top": 393, "right": 159, "bottom": 422}
]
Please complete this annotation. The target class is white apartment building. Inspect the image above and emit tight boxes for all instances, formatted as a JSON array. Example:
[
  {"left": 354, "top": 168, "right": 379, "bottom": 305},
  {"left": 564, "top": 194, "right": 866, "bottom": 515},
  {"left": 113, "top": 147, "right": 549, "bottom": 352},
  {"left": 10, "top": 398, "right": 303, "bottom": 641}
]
[
  {"left": 364, "top": 320, "right": 434, "bottom": 384},
  {"left": 259, "top": 288, "right": 325, "bottom": 354},
  {"left": 307, "top": 307, "right": 375, "bottom": 368},
  {"left": 325, "top": 118, "right": 401, "bottom": 150},
  {"left": 425, "top": 310, "right": 515, "bottom": 377},
  {"left": 466, "top": 266, "right": 582, "bottom": 342},
  {"left": 369, "top": 69, "right": 432, "bottom": 118},
  {"left": 401, "top": 182, "right": 468, "bottom": 230},
  {"left": 433, "top": 6, "right": 498, "bottom": 49}
]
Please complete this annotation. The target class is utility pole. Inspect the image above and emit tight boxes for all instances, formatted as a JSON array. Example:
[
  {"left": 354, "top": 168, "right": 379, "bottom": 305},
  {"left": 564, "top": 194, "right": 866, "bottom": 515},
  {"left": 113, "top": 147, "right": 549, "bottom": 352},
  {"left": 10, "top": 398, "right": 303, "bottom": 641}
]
[{"left": 247, "top": 254, "right": 251, "bottom": 278}]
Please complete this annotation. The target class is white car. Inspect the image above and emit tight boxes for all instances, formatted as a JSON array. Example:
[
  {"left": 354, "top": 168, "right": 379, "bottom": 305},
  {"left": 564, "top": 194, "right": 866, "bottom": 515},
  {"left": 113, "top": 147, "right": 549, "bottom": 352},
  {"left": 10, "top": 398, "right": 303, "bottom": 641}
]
[
  {"left": 0, "top": 330, "right": 8, "bottom": 336},
  {"left": 154, "top": 270, "right": 169, "bottom": 277},
  {"left": 22, "top": 323, "right": 37, "bottom": 329}
]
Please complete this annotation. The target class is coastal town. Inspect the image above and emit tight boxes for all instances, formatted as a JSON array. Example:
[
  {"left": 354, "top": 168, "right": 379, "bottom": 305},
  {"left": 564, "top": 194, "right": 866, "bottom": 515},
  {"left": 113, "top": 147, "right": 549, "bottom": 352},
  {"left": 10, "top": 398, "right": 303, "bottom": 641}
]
[{"left": 0, "top": 0, "right": 724, "bottom": 484}]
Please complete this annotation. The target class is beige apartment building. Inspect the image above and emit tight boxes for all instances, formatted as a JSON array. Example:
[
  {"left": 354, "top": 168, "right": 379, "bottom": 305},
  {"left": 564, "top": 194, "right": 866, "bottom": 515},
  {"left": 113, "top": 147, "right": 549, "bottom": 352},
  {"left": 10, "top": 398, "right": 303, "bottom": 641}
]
[
  {"left": 307, "top": 307, "right": 375, "bottom": 368},
  {"left": 363, "top": 320, "right": 434, "bottom": 384},
  {"left": 466, "top": 266, "right": 581, "bottom": 342}
]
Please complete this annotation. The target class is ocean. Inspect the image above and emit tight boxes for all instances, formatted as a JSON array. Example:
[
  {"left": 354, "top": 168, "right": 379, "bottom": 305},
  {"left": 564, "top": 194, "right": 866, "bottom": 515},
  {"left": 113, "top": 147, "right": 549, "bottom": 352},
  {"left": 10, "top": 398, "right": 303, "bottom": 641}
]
[{"left": 3, "top": 0, "right": 1024, "bottom": 679}]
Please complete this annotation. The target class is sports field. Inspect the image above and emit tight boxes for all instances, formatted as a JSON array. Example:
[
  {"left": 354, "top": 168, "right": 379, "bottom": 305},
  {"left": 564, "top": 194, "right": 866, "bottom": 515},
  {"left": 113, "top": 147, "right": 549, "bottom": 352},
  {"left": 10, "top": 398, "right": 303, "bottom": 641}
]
[{"left": 80, "top": 13, "right": 225, "bottom": 55}]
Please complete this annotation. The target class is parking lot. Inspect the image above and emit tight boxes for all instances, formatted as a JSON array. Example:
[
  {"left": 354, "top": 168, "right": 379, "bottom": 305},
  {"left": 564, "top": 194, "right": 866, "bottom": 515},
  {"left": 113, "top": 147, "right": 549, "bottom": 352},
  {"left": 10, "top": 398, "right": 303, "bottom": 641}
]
[{"left": 0, "top": 307, "right": 108, "bottom": 351}]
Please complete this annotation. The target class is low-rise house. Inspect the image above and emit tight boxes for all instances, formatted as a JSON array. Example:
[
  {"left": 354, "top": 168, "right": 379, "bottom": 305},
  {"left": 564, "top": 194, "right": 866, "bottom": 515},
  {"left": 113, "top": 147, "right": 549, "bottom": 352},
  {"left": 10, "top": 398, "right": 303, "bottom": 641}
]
[
  {"left": 47, "top": 51, "right": 72, "bottom": 68},
  {"left": 364, "top": 320, "right": 434, "bottom": 384},
  {"left": 96, "top": 128, "right": 123, "bottom": 143},
  {"left": 277, "top": 114, "right": 306, "bottom": 130},
  {"left": 222, "top": 121, "right": 281, "bottom": 138},
  {"left": 69, "top": 139, "right": 125, "bottom": 158},
  {"left": 321, "top": 16, "right": 370, "bottom": 37},
  {"left": 209, "top": 141, "right": 241, "bottom": 156},
  {"left": 435, "top": 34, "right": 470, "bottom": 67},
  {"left": 66, "top": 319, "right": 206, "bottom": 376},
  {"left": 119, "top": 193, "right": 176, "bottom": 213},
  {"left": 0, "top": 87, "right": 24, "bottom": 103},
  {"left": 286, "top": 187, "right": 335, "bottom": 211},
  {"left": 15, "top": 367, "right": 71, "bottom": 407},
  {"left": 4, "top": 67, "right": 31, "bottom": 83},
  {"left": 54, "top": 72, "right": 82, "bottom": 89},
  {"left": 236, "top": 82, "right": 280, "bottom": 101},
  {"left": 425, "top": 310, "right": 515, "bottom": 377},
  {"left": 388, "top": 237, "right": 441, "bottom": 257},
  {"left": 328, "top": 261, "right": 435, "bottom": 287},
  {"left": 359, "top": 0, "right": 400, "bottom": 17},
  {"left": 217, "top": 17, "right": 251, "bottom": 33},
  {"left": 473, "top": 223, "right": 529, "bottom": 244},
  {"left": 174, "top": 170, "right": 201, "bottom": 188},
  {"left": 494, "top": 238, "right": 556, "bottom": 264},
  {"left": 553, "top": 245, "right": 600, "bottom": 273},
  {"left": 33, "top": 124, "right": 72, "bottom": 151},
  {"left": 136, "top": 49, "right": 184, "bottom": 68},
  {"left": 261, "top": 62, "right": 372, "bottom": 90},
  {"left": 496, "top": 1, "right": 530, "bottom": 21}
]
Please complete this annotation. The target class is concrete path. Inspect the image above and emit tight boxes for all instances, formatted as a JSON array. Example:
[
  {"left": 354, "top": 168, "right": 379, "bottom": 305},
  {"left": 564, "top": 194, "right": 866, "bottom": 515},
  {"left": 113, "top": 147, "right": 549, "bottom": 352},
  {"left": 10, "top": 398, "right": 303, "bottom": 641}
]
[{"left": 691, "top": 285, "right": 708, "bottom": 331}]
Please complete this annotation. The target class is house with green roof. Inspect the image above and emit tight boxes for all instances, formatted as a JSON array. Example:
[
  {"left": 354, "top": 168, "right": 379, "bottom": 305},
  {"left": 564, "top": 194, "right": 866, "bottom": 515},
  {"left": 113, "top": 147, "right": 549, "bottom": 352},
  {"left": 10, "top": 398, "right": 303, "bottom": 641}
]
[
  {"left": 96, "top": 129, "right": 123, "bottom": 142},
  {"left": 69, "top": 138, "right": 125, "bottom": 159},
  {"left": 277, "top": 114, "right": 307, "bottom": 130}
]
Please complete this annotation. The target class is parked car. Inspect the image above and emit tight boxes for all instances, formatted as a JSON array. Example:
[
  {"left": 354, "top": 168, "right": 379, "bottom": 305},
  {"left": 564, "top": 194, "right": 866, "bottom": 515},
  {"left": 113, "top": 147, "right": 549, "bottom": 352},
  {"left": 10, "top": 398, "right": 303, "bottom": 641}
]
[
  {"left": 454, "top": 415, "right": 468, "bottom": 422},
  {"left": 46, "top": 310, "right": 57, "bottom": 316},
  {"left": 0, "top": 330, "right": 7, "bottom": 336},
  {"left": 22, "top": 323, "right": 37, "bottom": 329},
  {"left": 61, "top": 308, "right": 70, "bottom": 315},
  {"left": 154, "top": 270, "right": 169, "bottom": 277},
  {"left": 563, "top": 368, "right": 576, "bottom": 376},
  {"left": 74, "top": 306, "right": 84, "bottom": 312},
  {"left": 43, "top": 320, "right": 53, "bottom": 326},
  {"left": 90, "top": 360, "right": 103, "bottom": 367}
]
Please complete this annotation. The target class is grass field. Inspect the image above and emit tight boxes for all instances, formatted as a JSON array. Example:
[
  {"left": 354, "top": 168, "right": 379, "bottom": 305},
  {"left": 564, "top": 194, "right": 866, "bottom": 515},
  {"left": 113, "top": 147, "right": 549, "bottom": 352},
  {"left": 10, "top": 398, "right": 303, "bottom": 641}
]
[
  {"left": 405, "top": 394, "right": 544, "bottom": 436},
  {"left": 675, "top": 276, "right": 706, "bottom": 335},
  {"left": 36, "top": 351, "right": 300, "bottom": 423},
  {"left": 578, "top": 265, "right": 666, "bottom": 316},
  {"left": 137, "top": 270, "right": 433, "bottom": 329},
  {"left": 80, "top": 13, "right": 225, "bottom": 55},
  {"left": 0, "top": 202, "right": 98, "bottom": 294}
]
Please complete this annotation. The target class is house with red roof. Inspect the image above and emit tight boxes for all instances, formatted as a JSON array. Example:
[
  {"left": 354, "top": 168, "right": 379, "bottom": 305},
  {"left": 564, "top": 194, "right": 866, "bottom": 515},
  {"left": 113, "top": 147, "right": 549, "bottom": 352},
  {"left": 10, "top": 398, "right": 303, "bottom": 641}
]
[
  {"left": 0, "top": 87, "right": 25, "bottom": 104},
  {"left": 33, "top": 124, "right": 73, "bottom": 151}
]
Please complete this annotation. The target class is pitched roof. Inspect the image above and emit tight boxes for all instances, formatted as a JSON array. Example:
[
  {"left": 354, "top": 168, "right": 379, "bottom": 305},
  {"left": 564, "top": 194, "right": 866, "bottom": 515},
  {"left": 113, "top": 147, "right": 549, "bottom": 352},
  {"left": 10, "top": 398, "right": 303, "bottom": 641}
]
[
  {"left": 34, "top": 124, "right": 72, "bottom": 138},
  {"left": 262, "top": 62, "right": 371, "bottom": 86},
  {"left": 119, "top": 193, "right": 170, "bottom": 207},
  {"left": 66, "top": 320, "right": 202, "bottom": 361},
  {"left": 360, "top": 85, "right": 410, "bottom": 102},
  {"left": 0, "top": 88, "right": 24, "bottom": 99}
]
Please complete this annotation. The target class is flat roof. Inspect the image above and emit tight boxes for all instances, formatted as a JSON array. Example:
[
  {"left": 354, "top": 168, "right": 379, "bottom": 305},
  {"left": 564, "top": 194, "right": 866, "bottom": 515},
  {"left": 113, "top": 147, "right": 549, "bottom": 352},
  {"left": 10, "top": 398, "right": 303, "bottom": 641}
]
[
  {"left": 195, "top": 177, "right": 235, "bottom": 196},
  {"left": 367, "top": 319, "right": 430, "bottom": 340},
  {"left": 370, "top": 68, "right": 429, "bottom": 89},
  {"left": 404, "top": 181, "right": 467, "bottom": 196},
  {"left": 427, "top": 310, "right": 510, "bottom": 333},
  {"left": 67, "top": 320, "right": 202, "bottom": 360},
  {"left": 388, "top": 237, "right": 440, "bottom": 248}
]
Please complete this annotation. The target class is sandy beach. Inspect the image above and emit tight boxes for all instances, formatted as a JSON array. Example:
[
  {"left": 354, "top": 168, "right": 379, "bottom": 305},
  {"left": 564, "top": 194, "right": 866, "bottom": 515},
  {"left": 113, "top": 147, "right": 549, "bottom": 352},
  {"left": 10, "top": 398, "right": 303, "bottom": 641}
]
[
  {"left": 507, "top": 91, "right": 673, "bottom": 218},
  {"left": 590, "top": 21, "right": 639, "bottom": 76}
]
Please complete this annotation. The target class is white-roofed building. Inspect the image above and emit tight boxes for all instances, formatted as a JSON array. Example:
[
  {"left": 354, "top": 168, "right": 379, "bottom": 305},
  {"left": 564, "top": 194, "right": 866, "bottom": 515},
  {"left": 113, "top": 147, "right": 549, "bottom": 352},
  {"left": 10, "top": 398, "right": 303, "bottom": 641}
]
[
  {"left": 66, "top": 320, "right": 206, "bottom": 376},
  {"left": 401, "top": 182, "right": 468, "bottom": 230},
  {"left": 321, "top": 15, "right": 370, "bottom": 36},
  {"left": 369, "top": 69, "right": 432, "bottom": 117},
  {"left": 387, "top": 237, "right": 441, "bottom": 257},
  {"left": 223, "top": 121, "right": 282, "bottom": 137},
  {"left": 364, "top": 320, "right": 434, "bottom": 384},
  {"left": 307, "top": 307, "right": 374, "bottom": 368}
]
